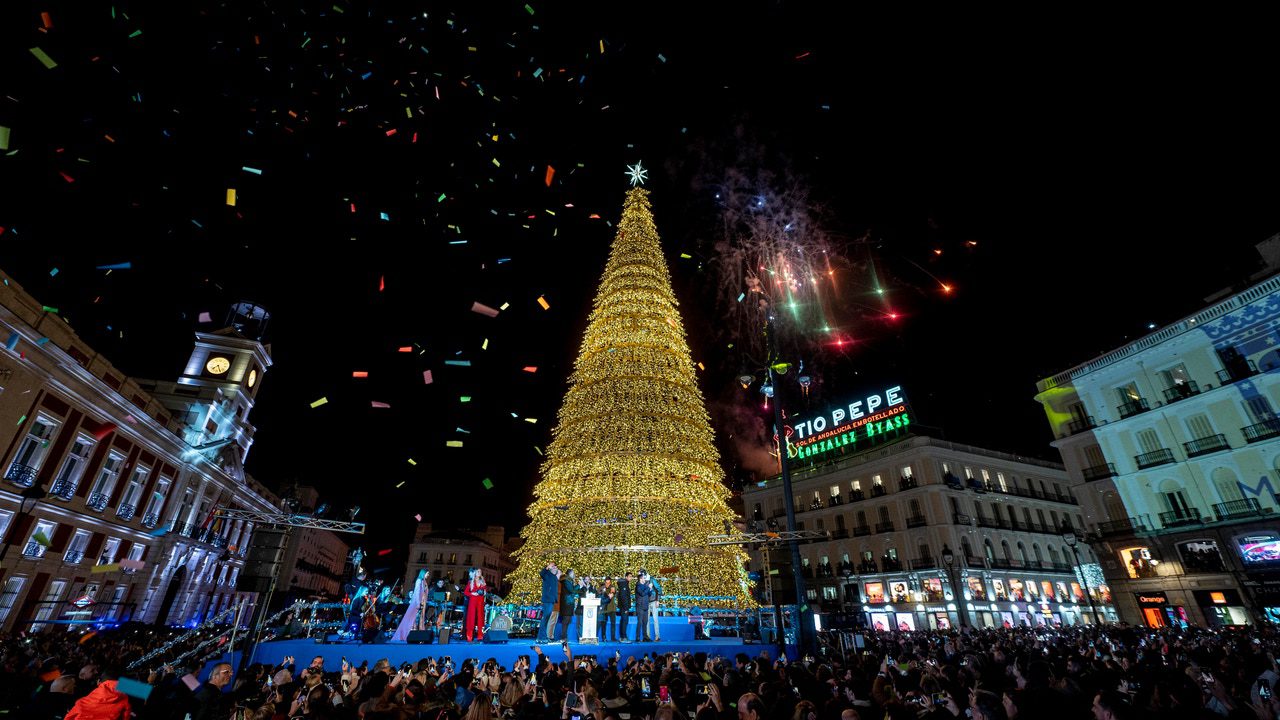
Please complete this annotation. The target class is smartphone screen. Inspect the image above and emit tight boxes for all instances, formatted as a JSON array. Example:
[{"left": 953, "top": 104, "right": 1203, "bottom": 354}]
[
  {"left": 659, "top": 686, "right": 670, "bottom": 703},
  {"left": 640, "top": 678, "right": 653, "bottom": 698}
]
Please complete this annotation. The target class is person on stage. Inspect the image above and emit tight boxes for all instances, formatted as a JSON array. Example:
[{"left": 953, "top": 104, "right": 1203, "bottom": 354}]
[
  {"left": 599, "top": 577, "right": 618, "bottom": 642},
  {"left": 392, "top": 569, "right": 429, "bottom": 642},
  {"left": 558, "top": 568, "right": 580, "bottom": 642},
  {"left": 634, "top": 571, "right": 654, "bottom": 642},
  {"left": 463, "top": 567, "right": 487, "bottom": 642},
  {"left": 617, "top": 572, "right": 633, "bottom": 642},
  {"left": 538, "top": 561, "right": 561, "bottom": 642}
]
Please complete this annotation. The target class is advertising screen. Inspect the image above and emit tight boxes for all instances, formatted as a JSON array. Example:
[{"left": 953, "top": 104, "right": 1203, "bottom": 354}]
[{"left": 1238, "top": 535, "right": 1280, "bottom": 565}]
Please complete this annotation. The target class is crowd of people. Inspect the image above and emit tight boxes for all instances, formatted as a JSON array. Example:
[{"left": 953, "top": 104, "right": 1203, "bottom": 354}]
[{"left": 4, "top": 620, "right": 1280, "bottom": 720}]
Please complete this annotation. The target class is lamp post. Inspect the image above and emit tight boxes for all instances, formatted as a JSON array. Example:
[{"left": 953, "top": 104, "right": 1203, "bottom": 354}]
[
  {"left": 0, "top": 483, "right": 49, "bottom": 567},
  {"left": 1063, "top": 529, "right": 1100, "bottom": 625},
  {"left": 941, "top": 544, "right": 967, "bottom": 628}
]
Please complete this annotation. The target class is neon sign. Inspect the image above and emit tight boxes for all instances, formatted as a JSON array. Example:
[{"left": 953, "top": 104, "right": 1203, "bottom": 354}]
[{"left": 786, "top": 386, "right": 910, "bottom": 461}]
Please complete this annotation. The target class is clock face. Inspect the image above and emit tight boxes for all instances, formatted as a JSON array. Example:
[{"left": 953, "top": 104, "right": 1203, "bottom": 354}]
[
  {"left": 205, "top": 356, "right": 231, "bottom": 375},
  {"left": 247, "top": 368, "right": 258, "bottom": 388}
]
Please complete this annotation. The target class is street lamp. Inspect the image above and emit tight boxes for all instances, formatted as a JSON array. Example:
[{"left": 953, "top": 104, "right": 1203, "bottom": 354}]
[
  {"left": 1062, "top": 528, "right": 1100, "bottom": 626},
  {"left": 941, "top": 544, "right": 967, "bottom": 628},
  {"left": 0, "top": 483, "right": 49, "bottom": 567}
]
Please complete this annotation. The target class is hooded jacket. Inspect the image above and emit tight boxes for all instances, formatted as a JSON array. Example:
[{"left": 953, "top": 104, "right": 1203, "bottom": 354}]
[{"left": 65, "top": 680, "right": 131, "bottom": 720}]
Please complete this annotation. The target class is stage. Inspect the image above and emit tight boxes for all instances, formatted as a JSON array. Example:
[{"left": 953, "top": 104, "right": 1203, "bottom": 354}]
[{"left": 208, "top": 618, "right": 794, "bottom": 675}]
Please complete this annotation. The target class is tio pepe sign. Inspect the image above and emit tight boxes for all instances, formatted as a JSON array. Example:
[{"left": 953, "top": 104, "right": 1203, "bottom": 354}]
[{"left": 786, "top": 386, "right": 909, "bottom": 461}]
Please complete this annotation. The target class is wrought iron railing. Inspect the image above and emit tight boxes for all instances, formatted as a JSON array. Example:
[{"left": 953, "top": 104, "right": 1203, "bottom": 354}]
[
  {"left": 1082, "top": 462, "right": 1117, "bottom": 481},
  {"left": 1117, "top": 398, "right": 1150, "bottom": 419},
  {"left": 1158, "top": 508, "right": 1202, "bottom": 527},
  {"left": 875, "top": 521, "right": 895, "bottom": 533},
  {"left": 1097, "top": 517, "right": 1147, "bottom": 536},
  {"left": 50, "top": 477, "right": 78, "bottom": 500},
  {"left": 64, "top": 550, "right": 85, "bottom": 564},
  {"left": 898, "top": 477, "right": 918, "bottom": 491},
  {"left": 1066, "top": 416, "right": 1096, "bottom": 435},
  {"left": 22, "top": 541, "right": 45, "bottom": 558},
  {"left": 852, "top": 525, "right": 871, "bottom": 537},
  {"left": 905, "top": 514, "right": 927, "bottom": 528},
  {"left": 1212, "top": 498, "right": 1262, "bottom": 521},
  {"left": 1242, "top": 418, "right": 1280, "bottom": 443},
  {"left": 910, "top": 557, "right": 937, "bottom": 570},
  {"left": 1184, "top": 434, "right": 1229, "bottom": 458},
  {"left": 1135, "top": 448, "right": 1175, "bottom": 469},
  {"left": 871, "top": 485, "right": 887, "bottom": 497},
  {"left": 87, "top": 492, "right": 109, "bottom": 511},
  {"left": 1162, "top": 381, "right": 1201, "bottom": 403},
  {"left": 5, "top": 463, "right": 38, "bottom": 488},
  {"left": 142, "top": 512, "right": 160, "bottom": 528},
  {"left": 116, "top": 503, "right": 136, "bottom": 521}
]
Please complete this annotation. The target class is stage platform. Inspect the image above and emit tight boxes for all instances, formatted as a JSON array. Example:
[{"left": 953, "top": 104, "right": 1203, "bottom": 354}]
[{"left": 238, "top": 635, "right": 783, "bottom": 672}]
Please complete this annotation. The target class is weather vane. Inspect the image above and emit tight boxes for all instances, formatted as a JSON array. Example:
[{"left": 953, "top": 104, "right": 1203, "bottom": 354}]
[{"left": 625, "top": 161, "right": 648, "bottom": 187}]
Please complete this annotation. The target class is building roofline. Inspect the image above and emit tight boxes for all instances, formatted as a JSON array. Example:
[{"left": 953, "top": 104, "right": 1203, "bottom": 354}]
[{"left": 1037, "top": 270, "right": 1280, "bottom": 393}]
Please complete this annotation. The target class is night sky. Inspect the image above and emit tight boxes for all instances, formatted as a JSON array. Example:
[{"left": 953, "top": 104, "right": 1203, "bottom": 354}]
[{"left": 3, "top": 2, "right": 1278, "bottom": 579}]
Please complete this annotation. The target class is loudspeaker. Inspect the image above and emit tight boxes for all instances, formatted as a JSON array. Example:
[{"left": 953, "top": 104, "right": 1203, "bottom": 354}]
[
  {"left": 761, "top": 548, "right": 797, "bottom": 604},
  {"left": 237, "top": 528, "right": 290, "bottom": 592},
  {"left": 437, "top": 627, "right": 452, "bottom": 645},
  {"left": 483, "top": 629, "right": 509, "bottom": 644},
  {"left": 407, "top": 629, "right": 434, "bottom": 645}
]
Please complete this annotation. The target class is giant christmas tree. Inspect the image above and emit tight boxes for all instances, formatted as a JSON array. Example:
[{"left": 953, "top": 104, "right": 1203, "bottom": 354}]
[{"left": 508, "top": 175, "right": 753, "bottom": 608}]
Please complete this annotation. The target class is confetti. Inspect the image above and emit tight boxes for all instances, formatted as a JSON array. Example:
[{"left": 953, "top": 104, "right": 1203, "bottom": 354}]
[
  {"left": 41, "top": 306, "right": 59, "bottom": 314},
  {"left": 32, "top": 531, "right": 51, "bottom": 547},
  {"left": 93, "top": 423, "right": 117, "bottom": 441},
  {"left": 470, "top": 301, "right": 500, "bottom": 317},
  {"left": 91, "top": 563, "right": 121, "bottom": 574},
  {"left": 408, "top": 458, "right": 417, "bottom": 466},
  {"left": 96, "top": 262, "right": 132, "bottom": 271},
  {"left": 198, "top": 311, "right": 212, "bottom": 323},
  {"left": 115, "top": 678, "right": 153, "bottom": 700},
  {"left": 40, "top": 11, "right": 53, "bottom": 28},
  {"left": 5, "top": 333, "right": 19, "bottom": 351},
  {"left": 545, "top": 166, "right": 555, "bottom": 186},
  {"left": 0, "top": 126, "right": 10, "bottom": 151},
  {"left": 352, "top": 371, "right": 368, "bottom": 378},
  {"left": 242, "top": 166, "right": 263, "bottom": 175},
  {"left": 460, "top": 395, "right": 471, "bottom": 402},
  {"left": 537, "top": 296, "right": 550, "bottom": 310},
  {"left": 309, "top": 397, "right": 329, "bottom": 408},
  {"left": 377, "top": 549, "right": 393, "bottom": 556},
  {"left": 226, "top": 188, "right": 236, "bottom": 206},
  {"left": 522, "top": 366, "right": 537, "bottom": 373},
  {"left": 444, "top": 360, "right": 471, "bottom": 367},
  {"left": 371, "top": 401, "right": 390, "bottom": 408},
  {"left": 524, "top": 3, "right": 535, "bottom": 14},
  {"left": 398, "top": 346, "right": 413, "bottom": 352},
  {"left": 422, "top": 370, "right": 434, "bottom": 384},
  {"left": 49, "top": 268, "right": 59, "bottom": 277},
  {"left": 482, "top": 478, "right": 494, "bottom": 489},
  {"left": 446, "top": 440, "right": 464, "bottom": 447},
  {"left": 414, "top": 514, "right": 422, "bottom": 521},
  {"left": 118, "top": 558, "right": 145, "bottom": 571},
  {"left": 29, "top": 47, "right": 57, "bottom": 69}
]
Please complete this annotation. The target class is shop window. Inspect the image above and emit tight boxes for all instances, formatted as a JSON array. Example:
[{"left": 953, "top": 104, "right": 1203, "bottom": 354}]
[
  {"left": 1120, "top": 546, "right": 1160, "bottom": 578},
  {"left": 922, "top": 578, "right": 944, "bottom": 602},
  {"left": 1177, "top": 540, "right": 1226, "bottom": 573}
]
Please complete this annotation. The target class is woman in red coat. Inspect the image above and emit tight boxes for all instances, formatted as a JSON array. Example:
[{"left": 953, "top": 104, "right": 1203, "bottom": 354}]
[{"left": 464, "top": 567, "right": 487, "bottom": 642}]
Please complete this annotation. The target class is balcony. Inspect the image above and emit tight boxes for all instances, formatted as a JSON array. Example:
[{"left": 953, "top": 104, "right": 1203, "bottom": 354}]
[
  {"left": 1158, "top": 508, "right": 1202, "bottom": 528},
  {"left": 857, "top": 561, "right": 878, "bottom": 574},
  {"left": 905, "top": 514, "right": 927, "bottom": 528},
  {"left": 1242, "top": 418, "right": 1280, "bottom": 443},
  {"left": 875, "top": 521, "right": 895, "bottom": 533},
  {"left": 898, "top": 477, "right": 918, "bottom": 492},
  {"left": 952, "top": 512, "right": 972, "bottom": 526},
  {"left": 63, "top": 550, "right": 84, "bottom": 564},
  {"left": 964, "top": 555, "right": 986, "bottom": 568},
  {"left": 1045, "top": 562, "right": 1074, "bottom": 573},
  {"left": 871, "top": 485, "right": 888, "bottom": 498},
  {"left": 1212, "top": 498, "right": 1263, "bottom": 521},
  {"left": 1162, "top": 381, "right": 1201, "bottom": 403},
  {"left": 1184, "top": 433, "right": 1230, "bottom": 458},
  {"left": 850, "top": 489, "right": 865, "bottom": 502},
  {"left": 1135, "top": 448, "right": 1176, "bottom": 469},
  {"left": 910, "top": 557, "right": 937, "bottom": 570},
  {"left": 852, "top": 525, "right": 871, "bottom": 537},
  {"left": 976, "top": 515, "right": 1002, "bottom": 529},
  {"left": 87, "top": 492, "right": 109, "bottom": 511},
  {"left": 1217, "top": 358, "right": 1258, "bottom": 385},
  {"left": 22, "top": 541, "right": 46, "bottom": 558},
  {"left": 1097, "top": 517, "right": 1148, "bottom": 536},
  {"left": 1066, "top": 415, "right": 1097, "bottom": 435},
  {"left": 50, "top": 477, "right": 77, "bottom": 500},
  {"left": 827, "top": 495, "right": 843, "bottom": 507},
  {"left": 5, "top": 463, "right": 38, "bottom": 488},
  {"left": 178, "top": 522, "right": 197, "bottom": 538},
  {"left": 1117, "top": 397, "right": 1150, "bottom": 419},
  {"left": 142, "top": 512, "right": 160, "bottom": 528},
  {"left": 116, "top": 503, "right": 136, "bottom": 521},
  {"left": 881, "top": 557, "right": 903, "bottom": 572}
]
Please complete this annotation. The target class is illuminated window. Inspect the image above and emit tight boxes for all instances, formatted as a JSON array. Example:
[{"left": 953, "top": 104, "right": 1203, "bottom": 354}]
[
  {"left": 996, "top": 472, "right": 1008, "bottom": 492},
  {"left": 901, "top": 466, "right": 914, "bottom": 479},
  {"left": 1120, "top": 547, "right": 1159, "bottom": 578},
  {"left": 872, "top": 474, "right": 883, "bottom": 487}
]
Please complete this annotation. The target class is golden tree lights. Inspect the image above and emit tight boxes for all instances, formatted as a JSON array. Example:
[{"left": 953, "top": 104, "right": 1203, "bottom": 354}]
[{"left": 508, "top": 187, "right": 754, "bottom": 608}]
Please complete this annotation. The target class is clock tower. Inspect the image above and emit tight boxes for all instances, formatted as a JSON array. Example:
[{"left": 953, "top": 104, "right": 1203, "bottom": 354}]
[{"left": 144, "top": 302, "right": 273, "bottom": 475}]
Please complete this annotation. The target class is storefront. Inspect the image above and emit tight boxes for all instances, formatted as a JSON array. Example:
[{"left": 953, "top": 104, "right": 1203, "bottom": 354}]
[
  {"left": 1242, "top": 573, "right": 1280, "bottom": 624},
  {"left": 1192, "top": 590, "right": 1252, "bottom": 627},
  {"left": 1135, "top": 591, "right": 1188, "bottom": 628}
]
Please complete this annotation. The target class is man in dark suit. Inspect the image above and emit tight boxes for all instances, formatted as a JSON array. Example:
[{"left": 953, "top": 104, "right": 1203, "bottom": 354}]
[
  {"left": 616, "top": 571, "right": 634, "bottom": 642},
  {"left": 558, "top": 569, "right": 580, "bottom": 642},
  {"left": 538, "top": 561, "right": 561, "bottom": 642}
]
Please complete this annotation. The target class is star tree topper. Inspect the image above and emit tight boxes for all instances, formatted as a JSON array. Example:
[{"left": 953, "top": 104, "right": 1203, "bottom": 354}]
[{"left": 625, "top": 161, "right": 648, "bottom": 186}]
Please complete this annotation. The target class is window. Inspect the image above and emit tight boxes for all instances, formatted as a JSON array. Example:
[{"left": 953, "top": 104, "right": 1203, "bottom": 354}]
[
  {"left": 127, "top": 544, "right": 145, "bottom": 562},
  {"left": 1037, "top": 509, "right": 1047, "bottom": 526},
  {"left": 31, "top": 579, "right": 68, "bottom": 629},
  {"left": 901, "top": 466, "right": 914, "bottom": 479},
  {"left": 964, "top": 466, "right": 974, "bottom": 479},
  {"left": 0, "top": 510, "right": 12, "bottom": 540},
  {"left": 119, "top": 466, "right": 148, "bottom": 512},
  {"left": 1083, "top": 445, "right": 1106, "bottom": 468},
  {"left": 1135, "top": 429, "right": 1162, "bottom": 454},
  {"left": 25, "top": 520, "right": 56, "bottom": 558},
  {"left": 434, "top": 552, "right": 443, "bottom": 563},
  {"left": 829, "top": 484, "right": 840, "bottom": 498},
  {"left": 885, "top": 547, "right": 898, "bottom": 560},
  {"left": 908, "top": 499, "right": 921, "bottom": 517},
  {"left": 448, "top": 553, "right": 457, "bottom": 565},
  {"left": 66, "top": 530, "right": 90, "bottom": 562},
  {"left": 1186, "top": 414, "right": 1215, "bottom": 440},
  {"left": 996, "top": 472, "right": 1008, "bottom": 492},
  {"left": 872, "top": 474, "right": 883, "bottom": 487},
  {"left": 980, "top": 469, "right": 991, "bottom": 486},
  {"left": 917, "top": 543, "right": 932, "bottom": 559},
  {"left": 51, "top": 435, "right": 94, "bottom": 497},
  {"left": 99, "top": 537, "right": 121, "bottom": 565},
  {"left": 851, "top": 480, "right": 861, "bottom": 491},
  {"left": 0, "top": 577, "right": 26, "bottom": 625},
  {"left": 1120, "top": 547, "right": 1159, "bottom": 578},
  {"left": 143, "top": 477, "right": 171, "bottom": 523},
  {"left": 464, "top": 554, "right": 473, "bottom": 565},
  {"left": 9, "top": 415, "right": 58, "bottom": 478},
  {"left": 1245, "top": 395, "right": 1276, "bottom": 422},
  {"left": 1116, "top": 382, "right": 1142, "bottom": 403},
  {"left": 1160, "top": 363, "right": 1192, "bottom": 389},
  {"left": 88, "top": 453, "right": 125, "bottom": 506}
]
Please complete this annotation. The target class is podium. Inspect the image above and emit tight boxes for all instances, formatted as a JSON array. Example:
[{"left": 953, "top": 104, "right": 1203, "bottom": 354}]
[{"left": 580, "top": 595, "right": 600, "bottom": 644}]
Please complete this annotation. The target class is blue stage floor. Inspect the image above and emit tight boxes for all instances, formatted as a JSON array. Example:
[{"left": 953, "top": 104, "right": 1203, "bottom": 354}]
[{"left": 235, "top": 635, "right": 780, "bottom": 672}]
